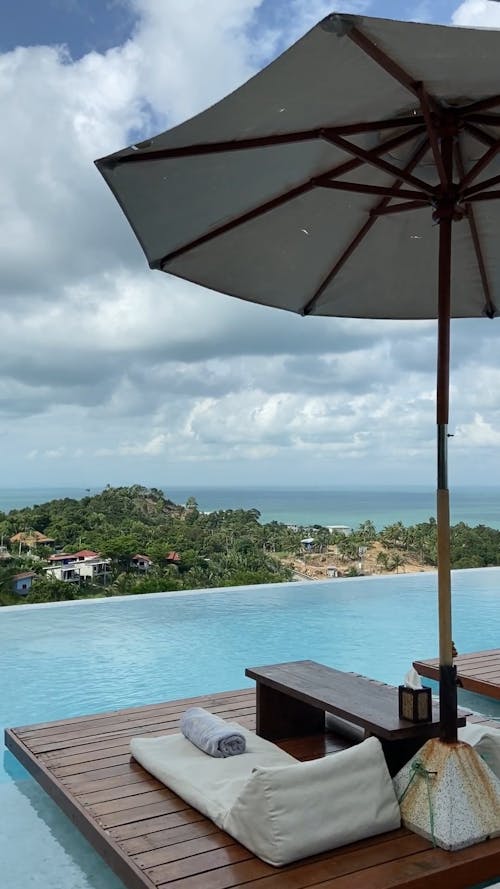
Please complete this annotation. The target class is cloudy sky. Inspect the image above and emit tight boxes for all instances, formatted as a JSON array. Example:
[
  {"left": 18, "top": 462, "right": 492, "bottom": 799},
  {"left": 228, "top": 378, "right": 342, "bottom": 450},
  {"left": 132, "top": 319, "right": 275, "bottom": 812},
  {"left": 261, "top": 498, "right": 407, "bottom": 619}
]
[{"left": 1, "top": 0, "right": 500, "bottom": 490}]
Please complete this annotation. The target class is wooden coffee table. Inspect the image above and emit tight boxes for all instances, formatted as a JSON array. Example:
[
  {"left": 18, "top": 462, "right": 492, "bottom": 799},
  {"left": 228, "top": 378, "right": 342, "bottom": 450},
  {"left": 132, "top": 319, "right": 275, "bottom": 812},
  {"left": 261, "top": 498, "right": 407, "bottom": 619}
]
[{"left": 245, "top": 660, "right": 468, "bottom": 775}]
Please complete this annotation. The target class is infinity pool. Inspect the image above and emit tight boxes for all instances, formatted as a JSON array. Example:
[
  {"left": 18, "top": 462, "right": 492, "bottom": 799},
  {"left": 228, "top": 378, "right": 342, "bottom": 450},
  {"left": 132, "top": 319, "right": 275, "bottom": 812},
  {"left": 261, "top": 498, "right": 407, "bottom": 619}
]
[{"left": 2, "top": 569, "right": 500, "bottom": 889}]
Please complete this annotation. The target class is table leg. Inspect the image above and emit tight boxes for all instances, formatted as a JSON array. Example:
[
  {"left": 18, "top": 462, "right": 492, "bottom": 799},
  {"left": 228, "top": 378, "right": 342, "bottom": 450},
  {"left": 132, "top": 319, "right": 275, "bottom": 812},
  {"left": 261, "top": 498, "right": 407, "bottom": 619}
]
[{"left": 255, "top": 682, "right": 325, "bottom": 740}]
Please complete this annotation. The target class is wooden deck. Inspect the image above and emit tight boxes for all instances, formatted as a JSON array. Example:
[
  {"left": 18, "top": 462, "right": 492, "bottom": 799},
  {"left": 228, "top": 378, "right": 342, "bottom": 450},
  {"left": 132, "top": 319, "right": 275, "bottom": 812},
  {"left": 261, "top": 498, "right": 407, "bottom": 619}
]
[
  {"left": 414, "top": 649, "right": 500, "bottom": 700},
  {"left": 5, "top": 688, "right": 500, "bottom": 889}
]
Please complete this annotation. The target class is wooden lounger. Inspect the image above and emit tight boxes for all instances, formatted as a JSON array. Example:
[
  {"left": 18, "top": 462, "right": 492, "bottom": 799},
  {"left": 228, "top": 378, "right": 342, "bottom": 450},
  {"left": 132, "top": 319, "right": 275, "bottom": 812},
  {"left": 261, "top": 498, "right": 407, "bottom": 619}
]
[
  {"left": 414, "top": 648, "right": 500, "bottom": 701},
  {"left": 5, "top": 688, "right": 500, "bottom": 889}
]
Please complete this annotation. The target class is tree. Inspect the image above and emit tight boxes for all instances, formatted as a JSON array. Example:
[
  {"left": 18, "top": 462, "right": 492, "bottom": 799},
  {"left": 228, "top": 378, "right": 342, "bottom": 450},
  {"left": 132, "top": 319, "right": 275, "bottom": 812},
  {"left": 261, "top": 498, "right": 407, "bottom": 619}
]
[
  {"left": 101, "top": 535, "right": 138, "bottom": 571},
  {"left": 109, "top": 572, "right": 133, "bottom": 597},
  {"left": 389, "top": 553, "right": 406, "bottom": 574},
  {"left": 184, "top": 497, "right": 200, "bottom": 525},
  {"left": 0, "top": 564, "right": 20, "bottom": 598},
  {"left": 6, "top": 485, "right": 500, "bottom": 606},
  {"left": 25, "top": 576, "right": 76, "bottom": 603},
  {"left": 375, "top": 551, "right": 389, "bottom": 572},
  {"left": 357, "top": 520, "right": 377, "bottom": 543},
  {"left": 380, "top": 521, "right": 407, "bottom": 550},
  {"left": 337, "top": 537, "right": 360, "bottom": 563}
]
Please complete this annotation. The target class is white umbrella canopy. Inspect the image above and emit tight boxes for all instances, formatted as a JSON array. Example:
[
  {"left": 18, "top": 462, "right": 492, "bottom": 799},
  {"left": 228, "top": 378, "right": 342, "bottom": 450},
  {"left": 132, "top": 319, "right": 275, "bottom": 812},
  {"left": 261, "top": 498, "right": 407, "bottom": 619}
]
[{"left": 96, "top": 12, "right": 500, "bottom": 741}]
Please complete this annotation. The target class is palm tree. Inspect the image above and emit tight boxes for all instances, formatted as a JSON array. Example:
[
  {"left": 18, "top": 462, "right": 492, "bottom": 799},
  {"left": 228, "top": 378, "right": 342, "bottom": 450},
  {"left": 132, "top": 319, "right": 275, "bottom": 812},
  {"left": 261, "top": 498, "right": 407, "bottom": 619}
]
[
  {"left": 357, "top": 520, "right": 377, "bottom": 543},
  {"left": 376, "top": 551, "right": 391, "bottom": 573},
  {"left": 390, "top": 553, "right": 406, "bottom": 574},
  {"left": 110, "top": 572, "right": 133, "bottom": 597}
]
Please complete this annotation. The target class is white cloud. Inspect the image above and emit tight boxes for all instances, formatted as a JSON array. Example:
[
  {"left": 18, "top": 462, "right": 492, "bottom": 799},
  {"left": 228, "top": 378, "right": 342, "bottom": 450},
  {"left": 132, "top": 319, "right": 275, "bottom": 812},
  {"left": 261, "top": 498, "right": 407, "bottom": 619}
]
[
  {"left": 455, "top": 414, "right": 500, "bottom": 446},
  {"left": 127, "top": 0, "right": 263, "bottom": 122},
  {"left": 1, "top": 0, "right": 500, "bottom": 487},
  {"left": 44, "top": 447, "right": 67, "bottom": 459},
  {"left": 96, "top": 432, "right": 171, "bottom": 457},
  {"left": 451, "top": 1, "right": 500, "bottom": 26}
]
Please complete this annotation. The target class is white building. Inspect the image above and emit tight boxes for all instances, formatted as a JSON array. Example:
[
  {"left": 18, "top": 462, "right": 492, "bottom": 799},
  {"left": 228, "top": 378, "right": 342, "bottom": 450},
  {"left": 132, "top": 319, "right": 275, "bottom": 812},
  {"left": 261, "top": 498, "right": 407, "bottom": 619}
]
[
  {"left": 326, "top": 525, "right": 352, "bottom": 536},
  {"left": 44, "top": 551, "right": 111, "bottom": 584},
  {"left": 326, "top": 565, "right": 340, "bottom": 578},
  {"left": 130, "top": 554, "right": 153, "bottom": 571}
]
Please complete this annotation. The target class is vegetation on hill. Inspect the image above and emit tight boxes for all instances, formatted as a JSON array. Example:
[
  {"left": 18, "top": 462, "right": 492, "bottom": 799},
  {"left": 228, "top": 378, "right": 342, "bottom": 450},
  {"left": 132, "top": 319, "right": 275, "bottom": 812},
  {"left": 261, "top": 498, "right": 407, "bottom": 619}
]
[
  {"left": 0, "top": 486, "right": 297, "bottom": 605},
  {"left": 1, "top": 485, "right": 500, "bottom": 606}
]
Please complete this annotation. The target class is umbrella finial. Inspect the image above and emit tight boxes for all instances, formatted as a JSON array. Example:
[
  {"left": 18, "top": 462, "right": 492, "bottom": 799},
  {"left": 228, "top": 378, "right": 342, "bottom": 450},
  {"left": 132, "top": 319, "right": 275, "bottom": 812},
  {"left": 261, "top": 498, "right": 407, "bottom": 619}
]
[{"left": 321, "top": 14, "right": 356, "bottom": 38}]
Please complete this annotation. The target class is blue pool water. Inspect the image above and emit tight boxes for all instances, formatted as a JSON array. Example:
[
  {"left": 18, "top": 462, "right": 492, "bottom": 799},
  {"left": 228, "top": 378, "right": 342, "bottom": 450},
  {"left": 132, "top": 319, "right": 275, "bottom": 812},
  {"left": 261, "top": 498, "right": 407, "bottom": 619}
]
[{"left": 1, "top": 570, "right": 500, "bottom": 888}]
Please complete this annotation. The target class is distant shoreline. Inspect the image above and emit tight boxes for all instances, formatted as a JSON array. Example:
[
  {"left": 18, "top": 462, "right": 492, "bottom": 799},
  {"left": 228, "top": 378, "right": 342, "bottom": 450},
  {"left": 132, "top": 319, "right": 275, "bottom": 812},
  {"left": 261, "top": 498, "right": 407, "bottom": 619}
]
[{"left": 2, "top": 483, "right": 498, "bottom": 491}]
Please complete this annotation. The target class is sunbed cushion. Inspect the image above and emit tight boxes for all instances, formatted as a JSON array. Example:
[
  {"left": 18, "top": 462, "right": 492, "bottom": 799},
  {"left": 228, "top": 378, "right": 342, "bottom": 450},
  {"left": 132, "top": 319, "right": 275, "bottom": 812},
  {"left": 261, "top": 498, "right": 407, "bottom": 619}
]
[
  {"left": 458, "top": 723, "right": 500, "bottom": 779},
  {"left": 223, "top": 736, "right": 400, "bottom": 865},
  {"left": 130, "top": 727, "right": 296, "bottom": 825},
  {"left": 131, "top": 729, "right": 400, "bottom": 867}
]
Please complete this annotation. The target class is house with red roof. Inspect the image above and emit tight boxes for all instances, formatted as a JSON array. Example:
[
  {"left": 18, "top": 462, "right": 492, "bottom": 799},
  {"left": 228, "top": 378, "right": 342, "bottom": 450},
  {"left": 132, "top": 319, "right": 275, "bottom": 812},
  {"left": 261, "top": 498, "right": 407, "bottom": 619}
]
[
  {"left": 130, "top": 554, "right": 153, "bottom": 572},
  {"left": 45, "top": 550, "right": 110, "bottom": 584}
]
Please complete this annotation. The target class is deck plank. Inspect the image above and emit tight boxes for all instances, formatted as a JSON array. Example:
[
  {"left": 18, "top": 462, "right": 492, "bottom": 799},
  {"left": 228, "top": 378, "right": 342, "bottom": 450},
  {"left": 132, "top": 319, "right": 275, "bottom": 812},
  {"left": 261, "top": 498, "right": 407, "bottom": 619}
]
[
  {"left": 110, "top": 810, "right": 208, "bottom": 843},
  {"left": 414, "top": 648, "right": 500, "bottom": 700},
  {"left": 5, "top": 689, "right": 500, "bottom": 889},
  {"left": 26, "top": 702, "right": 256, "bottom": 750}
]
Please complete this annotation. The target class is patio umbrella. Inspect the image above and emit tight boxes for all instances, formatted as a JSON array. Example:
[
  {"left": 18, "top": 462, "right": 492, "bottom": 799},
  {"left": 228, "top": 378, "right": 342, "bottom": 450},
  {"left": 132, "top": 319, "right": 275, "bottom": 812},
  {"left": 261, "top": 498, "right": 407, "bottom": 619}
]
[{"left": 95, "top": 12, "right": 500, "bottom": 745}]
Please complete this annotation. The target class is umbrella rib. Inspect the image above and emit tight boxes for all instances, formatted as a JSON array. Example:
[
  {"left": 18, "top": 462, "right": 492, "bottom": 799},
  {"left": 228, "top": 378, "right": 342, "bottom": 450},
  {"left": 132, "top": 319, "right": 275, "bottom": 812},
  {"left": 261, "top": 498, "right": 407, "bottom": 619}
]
[
  {"left": 329, "top": 115, "right": 424, "bottom": 135},
  {"left": 301, "top": 137, "right": 430, "bottom": 316},
  {"left": 466, "top": 207, "right": 497, "bottom": 318},
  {"left": 370, "top": 199, "right": 429, "bottom": 216},
  {"left": 345, "top": 22, "right": 440, "bottom": 113},
  {"left": 322, "top": 132, "right": 436, "bottom": 195},
  {"left": 466, "top": 113, "right": 500, "bottom": 126},
  {"left": 101, "top": 117, "right": 426, "bottom": 166},
  {"left": 463, "top": 171, "right": 500, "bottom": 198},
  {"left": 458, "top": 95, "right": 500, "bottom": 115},
  {"left": 322, "top": 126, "right": 425, "bottom": 181},
  {"left": 157, "top": 127, "right": 425, "bottom": 268},
  {"left": 156, "top": 179, "right": 313, "bottom": 267},
  {"left": 416, "top": 85, "right": 447, "bottom": 186},
  {"left": 467, "top": 190, "right": 500, "bottom": 203},
  {"left": 101, "top": 129, "right": 348, "bottom": 165},
  {"left": 301, "top": 217, "right": 379, "bottom": 317},
  {"left": 462, "top": 122, "right": 498, "bottom": 148},
  {"left": 455, "top": 142, "right": 497, "bottom": 319},
  {"left": 458, "top": 139, "right": 500, "bottom": 191},
  {"left": 314, "top": 180, "right": 427, "bottom": 200}
]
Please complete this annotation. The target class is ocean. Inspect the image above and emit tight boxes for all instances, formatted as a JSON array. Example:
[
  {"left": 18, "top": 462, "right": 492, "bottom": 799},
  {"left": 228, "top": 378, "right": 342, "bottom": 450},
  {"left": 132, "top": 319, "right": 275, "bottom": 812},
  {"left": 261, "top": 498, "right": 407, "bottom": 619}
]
[{"left": 1, "top": 485, "right": 500, "bottom": 530}]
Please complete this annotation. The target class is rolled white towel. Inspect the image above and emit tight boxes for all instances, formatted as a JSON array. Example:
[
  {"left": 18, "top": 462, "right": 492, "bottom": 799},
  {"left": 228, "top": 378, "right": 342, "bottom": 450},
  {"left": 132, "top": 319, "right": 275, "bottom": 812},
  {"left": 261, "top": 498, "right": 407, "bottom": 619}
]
[{"left": 180, "top": 706, "right": 246, "bottom": 757}]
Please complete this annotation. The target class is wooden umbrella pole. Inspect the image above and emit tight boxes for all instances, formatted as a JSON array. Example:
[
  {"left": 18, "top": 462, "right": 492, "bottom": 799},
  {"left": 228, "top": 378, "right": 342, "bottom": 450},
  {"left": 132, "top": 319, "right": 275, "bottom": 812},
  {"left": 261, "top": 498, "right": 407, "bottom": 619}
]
[{"left": 436, "top": 125, "right": 458, "bottom": 743}]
